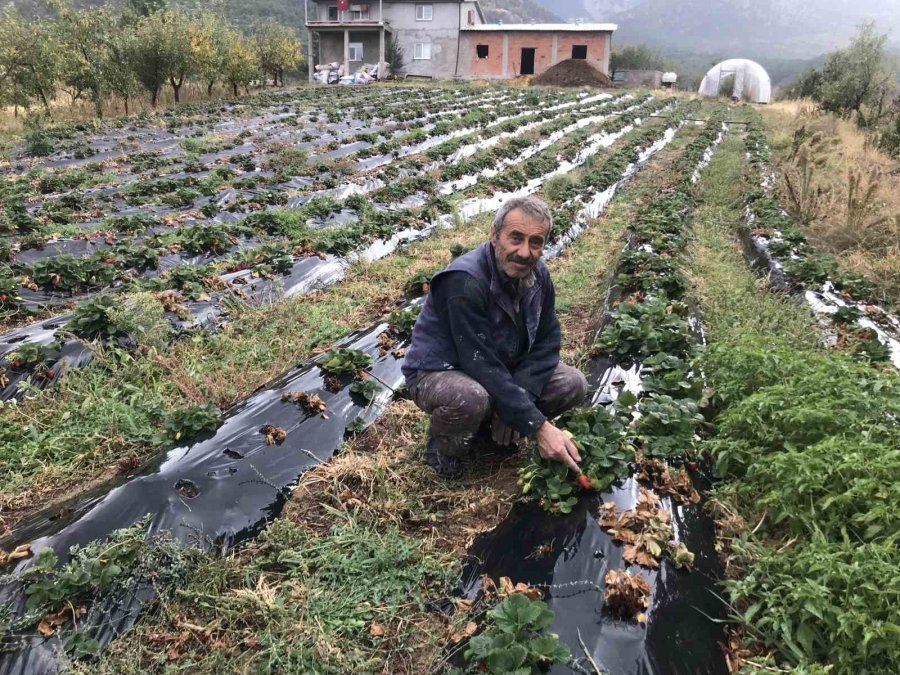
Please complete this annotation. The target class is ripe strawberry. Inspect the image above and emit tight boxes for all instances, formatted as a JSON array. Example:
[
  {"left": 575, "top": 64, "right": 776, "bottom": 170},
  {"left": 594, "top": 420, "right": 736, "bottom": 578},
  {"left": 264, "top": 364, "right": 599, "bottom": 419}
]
[
  {"left": 0, "top": 293, "right": 6, "bottom": 302},
  {"left": 687, "top": 461, "right": 698, "bottom": 471},
  {"left": 45, "top": 369, "right": 55, "bottom": 379},
  {"left": 577, "top": 474, "right": 593, "bottom": 490},
  {"left": 858, "top": 331, "right": 871, "bottom": 340}
]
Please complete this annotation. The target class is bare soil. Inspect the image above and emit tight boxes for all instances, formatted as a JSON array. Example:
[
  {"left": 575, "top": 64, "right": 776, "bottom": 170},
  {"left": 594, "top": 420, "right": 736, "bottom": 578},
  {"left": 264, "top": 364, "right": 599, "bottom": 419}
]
[{"left": 531, "top": 59, "right": 613, "bottom": 88}]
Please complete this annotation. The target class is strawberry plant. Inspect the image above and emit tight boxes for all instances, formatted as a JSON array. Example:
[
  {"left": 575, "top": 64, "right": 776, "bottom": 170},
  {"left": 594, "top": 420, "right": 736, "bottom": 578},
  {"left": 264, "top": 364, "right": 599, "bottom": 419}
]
[
  {"left": 630, "top": 395, "right": 703, "bottom": 458},
  {"left": 596, "top": 299, "right": 693, "bottom": 362},
  {"left": 451, "top": 594, "right": 570, "bottom": 675},
  {"left": 349, "top": 378, "right": 379, "bottom": 403},
  {"left": 5, "top": 342, "right": 54, "bottom": 370},
  {"left": 68, "top": 295, "right": 123, "bottom": 339},
  {"left": 319, "top": 348, "right": 372, "bottom": 376},
  {"left": 641, "top": 353, "right": 703, "bottom": 400},
  {"left": 519, "top": 405, "right": 632, "bottom": 512},
  {"left": 163, "top": 402, "right": 222, "bottom": 442},
  {"left": 387, "top": 306, "right": 421, "bottom": 334}
]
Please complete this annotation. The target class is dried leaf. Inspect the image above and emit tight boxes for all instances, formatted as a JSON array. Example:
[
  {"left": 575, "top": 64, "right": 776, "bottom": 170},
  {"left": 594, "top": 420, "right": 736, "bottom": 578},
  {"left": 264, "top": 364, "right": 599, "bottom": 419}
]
[{"left": 449, "top": 621, "right": 477, "bottom": 643}]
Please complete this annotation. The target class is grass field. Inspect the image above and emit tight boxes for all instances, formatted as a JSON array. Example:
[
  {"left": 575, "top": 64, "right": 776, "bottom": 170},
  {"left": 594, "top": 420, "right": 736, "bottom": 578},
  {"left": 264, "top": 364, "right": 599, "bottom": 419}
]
[{"left": 0, "top": 85, "right": 897, "bottom": 674}]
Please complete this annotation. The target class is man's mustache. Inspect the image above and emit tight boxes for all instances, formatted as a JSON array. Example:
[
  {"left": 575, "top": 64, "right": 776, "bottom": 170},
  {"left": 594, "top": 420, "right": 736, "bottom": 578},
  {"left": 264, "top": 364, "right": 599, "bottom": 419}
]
[{"left": 507, "top": 254, "right": 534, "bottom": 265}]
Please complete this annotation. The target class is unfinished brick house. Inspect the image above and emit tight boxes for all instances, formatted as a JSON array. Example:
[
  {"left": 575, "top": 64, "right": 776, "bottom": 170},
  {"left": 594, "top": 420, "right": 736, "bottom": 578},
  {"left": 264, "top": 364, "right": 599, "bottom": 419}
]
[{"left": 459, "top": 23, "right": 615, "bottom": 79}]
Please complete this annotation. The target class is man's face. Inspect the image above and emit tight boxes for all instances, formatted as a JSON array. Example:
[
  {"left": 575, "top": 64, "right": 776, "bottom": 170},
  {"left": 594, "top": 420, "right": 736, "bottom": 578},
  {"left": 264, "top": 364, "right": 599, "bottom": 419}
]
[{"left": 492, "top": 208, "right": 548, "bottom": 280}]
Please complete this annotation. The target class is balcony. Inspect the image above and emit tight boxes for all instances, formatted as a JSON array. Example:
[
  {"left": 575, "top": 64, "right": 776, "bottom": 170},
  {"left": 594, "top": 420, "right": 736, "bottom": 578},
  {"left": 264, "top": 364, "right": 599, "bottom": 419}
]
[{"left": 306, "top": 18, "right": 390, "bottom": 30}]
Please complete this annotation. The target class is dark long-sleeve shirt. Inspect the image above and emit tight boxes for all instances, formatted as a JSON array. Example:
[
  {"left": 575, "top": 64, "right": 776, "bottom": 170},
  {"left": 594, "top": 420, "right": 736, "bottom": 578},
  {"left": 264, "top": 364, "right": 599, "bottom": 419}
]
[{"left": 430, "top": 270, "right": 562, "bottom": 436}]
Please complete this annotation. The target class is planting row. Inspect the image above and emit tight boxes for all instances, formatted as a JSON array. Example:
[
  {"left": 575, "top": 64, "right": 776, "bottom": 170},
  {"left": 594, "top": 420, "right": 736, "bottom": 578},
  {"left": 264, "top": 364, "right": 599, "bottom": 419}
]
[
  {"left": 740, "top": 114, "right": 900, "bottom": 368},
  {"left": 0, "top": 99, "right": 690, "bottom": 673},
  {"left": 689, "top": 125, "right": 899, "bottom": 673},
  {"left": 0, "top": 96, "right": 669, "bottom": 401},
  {"left": 451, "top": 111, "right": 729, "bottom": 674}
]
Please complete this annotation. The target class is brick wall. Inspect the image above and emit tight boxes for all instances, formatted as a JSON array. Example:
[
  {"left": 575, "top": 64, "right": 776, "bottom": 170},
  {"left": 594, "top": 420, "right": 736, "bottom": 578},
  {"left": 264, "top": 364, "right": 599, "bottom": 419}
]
[{"left": 460, "top": 30, "right": 611, "bottom": 80}]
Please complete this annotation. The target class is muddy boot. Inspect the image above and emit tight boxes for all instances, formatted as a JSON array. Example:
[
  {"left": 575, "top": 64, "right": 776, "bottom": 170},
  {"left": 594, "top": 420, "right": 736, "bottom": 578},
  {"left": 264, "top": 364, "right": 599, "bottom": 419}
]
[{"left": 425, "top": 430, "right": 471, "bottom": 479}]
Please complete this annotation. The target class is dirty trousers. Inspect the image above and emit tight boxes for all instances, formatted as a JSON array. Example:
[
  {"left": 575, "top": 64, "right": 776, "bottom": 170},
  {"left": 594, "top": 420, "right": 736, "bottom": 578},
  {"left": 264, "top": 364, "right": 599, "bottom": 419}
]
[{"left": 409, "top": 363, "right": 588, "bottom": 458}]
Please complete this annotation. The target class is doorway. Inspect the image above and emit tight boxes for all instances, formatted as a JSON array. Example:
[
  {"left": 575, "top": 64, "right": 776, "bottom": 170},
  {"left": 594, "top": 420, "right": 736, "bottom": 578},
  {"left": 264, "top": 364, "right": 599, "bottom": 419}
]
[{"left": 520, "top": 48, "right": 535, "bottom": 75}]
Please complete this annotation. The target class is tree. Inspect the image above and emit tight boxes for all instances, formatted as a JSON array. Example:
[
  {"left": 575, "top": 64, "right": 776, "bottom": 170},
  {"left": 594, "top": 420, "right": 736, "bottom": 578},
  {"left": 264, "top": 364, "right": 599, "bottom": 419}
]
[
  {"left": 160, "top": 8, "right": 199, "bottom": 103},
  {"left": 812, "top": 22, "right": 892, "bottom": 127},
  {"left": 251, "top": 18, "right": 301, "bottom": 87},
  {"left": 386, "top": 38, "right": 404, "bottom": 77},
  {"left": 609, "top": 45, "right": 666, "bottom": 76},
  {"left": 127, "top": 12, "right": 170, "bottom": 106},
  {"left": 50, "top": 1, "right": 124, "bottom": 118},
  {"left": 193, "top": 10, "right": 231, "bottom": 97},
  {"left": 222, "top": 30, "right": 258, "bottom": 97},
  {"left": 0, "top": 7, "right": 58, "bottom": 115}
]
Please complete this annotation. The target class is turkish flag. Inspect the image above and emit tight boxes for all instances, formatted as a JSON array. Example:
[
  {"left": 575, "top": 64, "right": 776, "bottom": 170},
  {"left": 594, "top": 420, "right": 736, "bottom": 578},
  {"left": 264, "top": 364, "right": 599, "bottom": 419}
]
[{"left": 337, "top": 0, "right": 349, "bottom": 11}]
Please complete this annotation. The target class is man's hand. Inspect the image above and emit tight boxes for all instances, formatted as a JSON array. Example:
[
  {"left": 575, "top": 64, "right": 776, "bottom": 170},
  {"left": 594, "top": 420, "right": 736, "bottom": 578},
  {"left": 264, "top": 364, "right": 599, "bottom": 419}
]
[{"left": 535, "top": 421, "right": 582, "bottom": 473}]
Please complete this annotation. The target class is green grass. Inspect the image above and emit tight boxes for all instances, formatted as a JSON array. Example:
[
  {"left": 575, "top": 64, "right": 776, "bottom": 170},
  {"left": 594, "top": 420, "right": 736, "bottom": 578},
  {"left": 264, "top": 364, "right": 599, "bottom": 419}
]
[
  {"left": 687, "top": 130, "right": 900, "bottom": 673},
  {"left": 686, "top": 132, "right": 821, "bottom": 348}
]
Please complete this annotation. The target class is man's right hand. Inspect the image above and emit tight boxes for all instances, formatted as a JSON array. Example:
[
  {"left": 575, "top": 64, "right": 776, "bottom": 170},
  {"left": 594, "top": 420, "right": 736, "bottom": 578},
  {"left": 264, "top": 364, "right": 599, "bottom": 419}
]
[{"left": 535, "top": 421, "right": 582, "bottom": 474}]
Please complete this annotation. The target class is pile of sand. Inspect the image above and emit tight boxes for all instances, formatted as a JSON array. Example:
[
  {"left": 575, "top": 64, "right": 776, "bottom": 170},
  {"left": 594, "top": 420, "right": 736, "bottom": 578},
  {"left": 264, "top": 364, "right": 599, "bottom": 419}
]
[{"left": 531, "top": 59, "right": 612, "bottom": 88}]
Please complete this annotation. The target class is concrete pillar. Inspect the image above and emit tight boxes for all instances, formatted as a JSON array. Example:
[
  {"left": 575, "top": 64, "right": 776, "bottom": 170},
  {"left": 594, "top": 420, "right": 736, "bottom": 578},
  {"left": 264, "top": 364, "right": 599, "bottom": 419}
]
[
  {"left": 379, "top": 29, "right": 385, "bottom": 79},
  {"left": 551, "top": 34, "right": 558, "bottom": 66},
  {"left": 343, "top": 29, "right": 350, "bottom": 76},
  {"left": 308, "top": 32, "right": 315, "bottom": 82},
  {"left": 502, "top": 35, "right": 509, "bottom": 78}
]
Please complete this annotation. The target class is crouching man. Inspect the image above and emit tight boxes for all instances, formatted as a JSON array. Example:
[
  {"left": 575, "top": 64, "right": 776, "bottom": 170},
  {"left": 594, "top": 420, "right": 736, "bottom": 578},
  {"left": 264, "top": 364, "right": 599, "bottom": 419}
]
[{"left": 401, "top": 196, "right": 588, "bottom": 478}]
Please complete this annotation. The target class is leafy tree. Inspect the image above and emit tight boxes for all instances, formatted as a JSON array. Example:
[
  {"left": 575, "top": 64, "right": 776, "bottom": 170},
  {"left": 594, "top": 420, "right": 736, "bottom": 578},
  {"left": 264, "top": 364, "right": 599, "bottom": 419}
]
[
  {"left": 0, "top": 6, "right": 58, "bottom": 114},
  {"left": 127, "top": 0, "right": 167, "bottom": 18},
  {"left": 222, "top": 30, "right": 258, "bottom": 97},
  {"left": 817, "top": 22, "right": 892, "bottom": 127},
  {"left": 127, "top": 12, "right": 170, "bottom": 106},
  {"left": 251, "top": 18, "right": 301, "bottom": 86},
  {"left": 50, "top": 1, "right": 125, "bottom": 118},
  {"left": 160, "top": 8, "right": 200, "bottom": 103},
  {"left": 610, "top": 44, "right": 666, "bottom": 76},
  {"left": 789, "top": 22, "right": 893, "bottom": 129},
  {"left": 193, "top": 10, "right": 231, "bottom": 97}
]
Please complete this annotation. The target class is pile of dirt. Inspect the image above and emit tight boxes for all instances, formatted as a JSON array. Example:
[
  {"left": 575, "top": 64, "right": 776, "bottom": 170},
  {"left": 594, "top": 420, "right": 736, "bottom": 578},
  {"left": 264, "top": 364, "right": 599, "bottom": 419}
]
[{"left": 531, "top": 59, "right": 612, "bottom": 88}]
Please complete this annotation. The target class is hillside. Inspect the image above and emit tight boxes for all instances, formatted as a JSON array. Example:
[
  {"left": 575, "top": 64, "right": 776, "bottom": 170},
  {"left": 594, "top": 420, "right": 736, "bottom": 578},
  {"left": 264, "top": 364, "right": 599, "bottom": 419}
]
[
  {"left": 11, "top": 0, "right": 560, "bottom": 33},
  {"left": 535, "top": 0, "right": 900, "bottom": 59},
  {"left": 478, "top": 0, "right": 562, "bottom": 24}
]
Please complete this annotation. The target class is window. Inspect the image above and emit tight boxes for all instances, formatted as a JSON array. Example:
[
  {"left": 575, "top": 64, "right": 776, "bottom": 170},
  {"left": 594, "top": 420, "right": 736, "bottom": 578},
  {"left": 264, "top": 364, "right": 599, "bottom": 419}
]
[
  {"left": 572, "top": 45, "right": 587, "bottom": 59},
  {"left": 327, "top": 5, "right": 338, "bottom": 20},
  {"left": 350, "top": 4, "right": 369, "bottom": 19},
  {"left": 476, "top": 44, "right": 489, "bottom": 59},
  {"left": 414, "top": 43, "right": 432, "bottom": 60},
  {"left": 415, "top": 4, "right": 433, "bottom": 20},
  {"left": 349, "top": 42, "right": 364, "bottom": 61}
]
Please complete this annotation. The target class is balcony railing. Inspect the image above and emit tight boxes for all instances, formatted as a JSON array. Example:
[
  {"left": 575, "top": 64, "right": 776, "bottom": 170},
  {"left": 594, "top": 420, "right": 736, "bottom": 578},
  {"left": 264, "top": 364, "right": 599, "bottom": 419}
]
[{"left": 306, "top": 18, "right": 389, "bottom": 27}]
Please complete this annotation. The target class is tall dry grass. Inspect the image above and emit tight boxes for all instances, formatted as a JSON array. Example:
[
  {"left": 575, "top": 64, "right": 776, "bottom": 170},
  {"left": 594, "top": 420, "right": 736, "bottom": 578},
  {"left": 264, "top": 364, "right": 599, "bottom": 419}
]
[{"left": 762, "top": 101, "right": 900, "bottom": 308}]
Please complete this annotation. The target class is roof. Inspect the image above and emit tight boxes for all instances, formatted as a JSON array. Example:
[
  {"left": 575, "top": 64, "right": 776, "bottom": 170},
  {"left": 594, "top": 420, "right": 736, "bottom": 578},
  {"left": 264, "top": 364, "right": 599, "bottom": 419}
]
[{"left": 462, "top": 23, "right": 617, "bottom": 32}]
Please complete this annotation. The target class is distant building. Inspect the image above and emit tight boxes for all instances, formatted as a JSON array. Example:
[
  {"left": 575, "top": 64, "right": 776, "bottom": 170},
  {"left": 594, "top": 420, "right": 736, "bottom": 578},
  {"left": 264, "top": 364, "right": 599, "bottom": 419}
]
[
  {"left": 305, "top": 1, "right": 616, "bottom": 81},
  {"left": 460, "top": 24, "right": 615, "bottom": 79}
]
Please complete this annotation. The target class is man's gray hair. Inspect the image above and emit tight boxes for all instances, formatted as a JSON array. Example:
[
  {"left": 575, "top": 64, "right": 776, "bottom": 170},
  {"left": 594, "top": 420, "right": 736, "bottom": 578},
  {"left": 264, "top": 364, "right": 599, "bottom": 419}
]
[{"left": 492, "top": 196, "right": 552, "bottom": 235}]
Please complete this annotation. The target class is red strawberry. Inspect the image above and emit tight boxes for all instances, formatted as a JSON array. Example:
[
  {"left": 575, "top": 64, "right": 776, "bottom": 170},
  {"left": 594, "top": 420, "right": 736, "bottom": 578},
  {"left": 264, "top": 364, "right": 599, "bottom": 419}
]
[
  {"left": 858, "top": 331, "right": 871, "bottom": 340},
  {"left": 577, "top": 474, "right": 593, "bottom": 490},
  {"left": 45, "top": 369, "right": 55, "bottom": 379},
  {"left": 687, "top": 461, "right": 698, "bottom": 471},
  {"left": 0, "top": 293, "right": 6, "bottom": 302}
]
